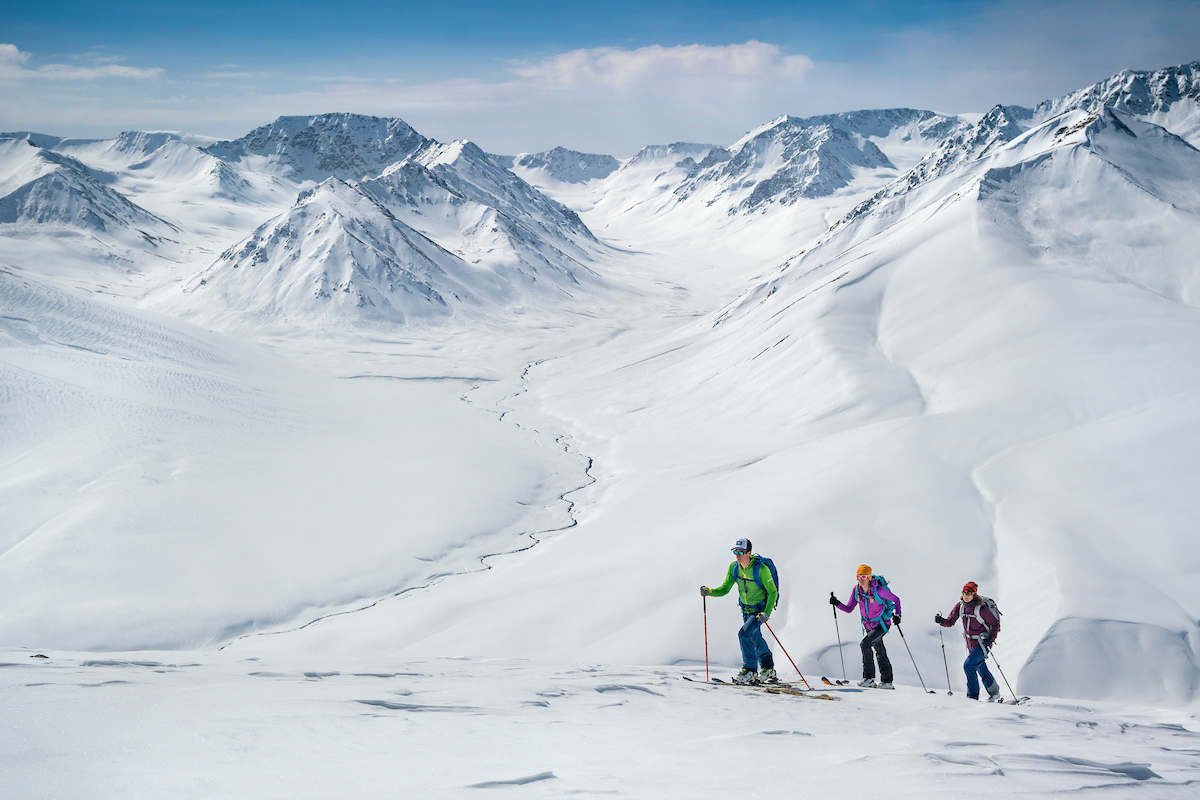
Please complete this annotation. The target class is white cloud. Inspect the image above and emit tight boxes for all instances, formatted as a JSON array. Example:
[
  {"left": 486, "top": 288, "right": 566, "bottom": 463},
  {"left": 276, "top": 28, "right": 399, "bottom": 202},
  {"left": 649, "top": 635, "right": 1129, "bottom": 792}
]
[
  {"left": 0, "top": 43, "right": 162, "bottom": 81},
  {"left": 512, "top": 40, "right": 813, "bottom": 89},
  {"left": 200, "top": 71, "right": 270, "bottom": 80}
]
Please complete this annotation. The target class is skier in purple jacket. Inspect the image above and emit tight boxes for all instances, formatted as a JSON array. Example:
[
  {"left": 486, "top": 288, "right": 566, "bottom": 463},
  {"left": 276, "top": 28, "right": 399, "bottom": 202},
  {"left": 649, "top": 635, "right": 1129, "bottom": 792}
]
[
  {"left": 936, "top": 581, "right": 1002, "bottom": 701},
  {"left": 830, "top": 564, "right": 901, "bottom": 688}
]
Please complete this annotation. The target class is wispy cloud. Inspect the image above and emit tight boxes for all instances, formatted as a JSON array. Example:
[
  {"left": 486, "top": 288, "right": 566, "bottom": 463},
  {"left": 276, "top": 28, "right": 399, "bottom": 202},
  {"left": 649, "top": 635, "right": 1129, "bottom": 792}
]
[
  {"left": 0, "top": 43, "right": 162, "bottom": 81},
  {"left": 200, "top": 70, "right": 271, "bottom": 80},
  {"left": 511, "top": 41, "right": 813, "bottom": 89}
]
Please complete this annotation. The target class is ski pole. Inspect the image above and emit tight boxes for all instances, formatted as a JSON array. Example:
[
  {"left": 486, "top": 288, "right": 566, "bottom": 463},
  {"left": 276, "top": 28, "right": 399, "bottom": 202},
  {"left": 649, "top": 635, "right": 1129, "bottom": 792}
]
[
  {"left": 939, "top": 628, "right": 953, "bottom": 695},
  {"left": 762, "top": 620, "right": 813, "bottom": 690},
  {"left": 703, "top": 594, "right": 710, "bottom": 683},
  {"left": 983, "top": 645, "right": 1019, "bottom": 703},
  {"left": 894, "top": 623, "right": 934, "bottom": 694},
  {"left": 831, "top": 592, "right": 847, "bottom": 683}
]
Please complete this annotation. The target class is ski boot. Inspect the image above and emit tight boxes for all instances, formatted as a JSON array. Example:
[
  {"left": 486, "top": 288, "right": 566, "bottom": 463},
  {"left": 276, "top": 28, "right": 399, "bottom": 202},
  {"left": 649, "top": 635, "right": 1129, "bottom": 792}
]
[
  {"left": 877, "top": 681, "right": 895, "bottom": 690},
  {"left": 732, "top": 668, "right": 759, "bottom": 685},
  {"left": 758, "top": 667, "right": 779, "bottom": 684},
  {"left": 986, "top": 683, "right": 1002, "bottom": 702},
  {"left": 858, "top": 678, "right": 877, "bottom": 688}
]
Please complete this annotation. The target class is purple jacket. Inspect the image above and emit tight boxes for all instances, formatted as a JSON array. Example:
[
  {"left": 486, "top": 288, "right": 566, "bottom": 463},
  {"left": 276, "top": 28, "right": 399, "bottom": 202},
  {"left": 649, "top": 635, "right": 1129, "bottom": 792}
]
[
  {"left": 835, "top": 578, "right": 901, "bottom": 631},
  {"left": 938, "top": 599, "right": 1000, "bottom": 651}
]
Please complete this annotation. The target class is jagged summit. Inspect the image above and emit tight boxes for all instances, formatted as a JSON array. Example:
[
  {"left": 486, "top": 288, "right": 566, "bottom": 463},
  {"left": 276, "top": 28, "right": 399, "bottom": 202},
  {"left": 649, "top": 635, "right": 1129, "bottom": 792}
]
[
  {"left": 203, "top": 113, "right": 430, "bottom": 182},
  {"left": 409, "top": 139, "right": 596, "bottom": 247},
  {"left": 697, "top": 119, "right": 894, "bottom": 212},
  {"left": 1036, "top": 60, "right": 1200, "bottom": 141}
]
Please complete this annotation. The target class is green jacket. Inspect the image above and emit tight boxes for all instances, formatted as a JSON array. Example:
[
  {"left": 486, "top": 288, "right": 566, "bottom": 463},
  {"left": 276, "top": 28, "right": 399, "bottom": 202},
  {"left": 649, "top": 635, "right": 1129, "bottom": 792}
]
[{"left": 709, "top": 556, "right": 778, "bottom": 614}]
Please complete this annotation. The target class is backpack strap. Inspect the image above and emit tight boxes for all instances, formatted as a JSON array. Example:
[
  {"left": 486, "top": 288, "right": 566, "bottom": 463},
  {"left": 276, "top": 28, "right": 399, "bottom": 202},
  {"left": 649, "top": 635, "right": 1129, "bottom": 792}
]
[
  {"left": 963, "top": 599, "right": 993, "bottom": 640},
  {"left": 737, "top": 558, "right": 766, "bottom": 615}
]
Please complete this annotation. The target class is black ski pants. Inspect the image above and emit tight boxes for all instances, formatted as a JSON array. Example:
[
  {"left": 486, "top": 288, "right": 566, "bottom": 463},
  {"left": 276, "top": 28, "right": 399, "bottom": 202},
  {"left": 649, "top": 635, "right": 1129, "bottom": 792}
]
[{"left": 860, "top": 625, "right": 893, "bottom": 683}]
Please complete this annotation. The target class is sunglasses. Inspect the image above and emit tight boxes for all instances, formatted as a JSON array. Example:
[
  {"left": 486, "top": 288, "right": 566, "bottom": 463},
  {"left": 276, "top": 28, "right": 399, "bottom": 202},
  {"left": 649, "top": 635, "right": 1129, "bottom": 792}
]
[{"left": 732, "top": 550, "right": 747, "bottom": 555}]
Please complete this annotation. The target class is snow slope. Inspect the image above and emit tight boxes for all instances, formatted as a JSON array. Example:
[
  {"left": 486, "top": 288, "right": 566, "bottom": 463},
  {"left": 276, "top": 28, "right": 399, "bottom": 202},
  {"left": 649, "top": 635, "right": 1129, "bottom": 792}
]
[
  {"left": 3, "top": 653, "right": 1199, "bottom": 799},
  {"left": 0, "top": 266, "right": 580, "bottom": 650},
  {"left": 430, "top": 101, "right": 1200, "bottom": 707}
]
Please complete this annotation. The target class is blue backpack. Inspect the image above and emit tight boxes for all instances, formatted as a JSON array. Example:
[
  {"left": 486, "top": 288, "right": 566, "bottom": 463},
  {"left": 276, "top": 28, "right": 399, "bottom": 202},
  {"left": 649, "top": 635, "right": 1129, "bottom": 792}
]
[
  {"left": 735, "top": 555, "right": 781, "bottom": 612},
  {"left": 855, "top": 575, "right": 895, "bottom": 626}
]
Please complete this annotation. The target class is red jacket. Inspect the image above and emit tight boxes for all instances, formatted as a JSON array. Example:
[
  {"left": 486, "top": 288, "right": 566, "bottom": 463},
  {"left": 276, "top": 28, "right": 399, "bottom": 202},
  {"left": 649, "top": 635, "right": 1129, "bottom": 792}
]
[{"left": 938, "top": 598, "right": 1000, "bottom": 651}]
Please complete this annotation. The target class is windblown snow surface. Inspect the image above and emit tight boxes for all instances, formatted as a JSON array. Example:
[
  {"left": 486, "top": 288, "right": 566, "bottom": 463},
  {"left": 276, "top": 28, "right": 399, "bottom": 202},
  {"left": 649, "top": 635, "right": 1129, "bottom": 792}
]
[{"left": 3, "top": 64, "right": 1200, "bottom": 798}]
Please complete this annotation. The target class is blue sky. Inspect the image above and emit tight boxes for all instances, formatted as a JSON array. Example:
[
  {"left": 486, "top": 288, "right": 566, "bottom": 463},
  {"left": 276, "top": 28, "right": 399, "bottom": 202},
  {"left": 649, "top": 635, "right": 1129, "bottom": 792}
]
[{"left": 2, "top": 0, "right": 1198, "bottom": 153}]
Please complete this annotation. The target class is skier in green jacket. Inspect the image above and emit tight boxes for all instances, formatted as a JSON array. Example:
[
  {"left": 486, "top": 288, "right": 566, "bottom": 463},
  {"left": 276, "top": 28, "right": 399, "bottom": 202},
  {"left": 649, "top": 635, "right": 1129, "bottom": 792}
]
[{"left": 701, "top": 538, "right": 778, "bottom": 684}]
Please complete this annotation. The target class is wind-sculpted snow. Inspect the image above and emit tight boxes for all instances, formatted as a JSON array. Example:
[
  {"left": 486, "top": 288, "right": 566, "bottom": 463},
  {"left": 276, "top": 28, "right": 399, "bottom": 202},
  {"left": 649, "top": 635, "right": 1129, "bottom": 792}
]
[
  {"left": 5, "top": 655, "right": 1200, "bottom": 797},
  {"left": 203, "top": 113, "right": 430, "bottom": 183}
]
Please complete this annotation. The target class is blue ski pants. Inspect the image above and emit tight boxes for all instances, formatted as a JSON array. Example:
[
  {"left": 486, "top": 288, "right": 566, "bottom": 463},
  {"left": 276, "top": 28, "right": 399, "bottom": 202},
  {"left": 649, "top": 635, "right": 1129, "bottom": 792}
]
[
  {"left": 739, "top": 613, "right": 774, "bottom": 671},
  {"left": 964, "top": 644, "right": 998, "bottom": 699}
]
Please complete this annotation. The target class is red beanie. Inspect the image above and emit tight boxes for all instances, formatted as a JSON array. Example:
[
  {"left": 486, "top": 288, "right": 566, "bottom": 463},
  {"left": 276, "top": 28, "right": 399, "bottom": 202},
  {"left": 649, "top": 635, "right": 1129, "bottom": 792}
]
[{"left": 962, "top": 581, "right": 979, "bottom": 594}]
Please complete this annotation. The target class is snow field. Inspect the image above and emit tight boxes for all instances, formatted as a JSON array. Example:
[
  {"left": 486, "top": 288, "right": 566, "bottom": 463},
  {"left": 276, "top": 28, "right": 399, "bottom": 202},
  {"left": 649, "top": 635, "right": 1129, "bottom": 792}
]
[{"left": 2, "top": 650, "right": 1199, "bottom": 798}]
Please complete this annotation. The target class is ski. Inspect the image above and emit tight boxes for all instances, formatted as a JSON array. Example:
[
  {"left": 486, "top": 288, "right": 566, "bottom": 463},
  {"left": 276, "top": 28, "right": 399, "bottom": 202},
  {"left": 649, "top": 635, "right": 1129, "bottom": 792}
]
[
  {"left": 821, "top": 676, "right": 850, "bottom": 686},
  {"left": 681, "top": 674, "right": 856, "bottom": 695}
]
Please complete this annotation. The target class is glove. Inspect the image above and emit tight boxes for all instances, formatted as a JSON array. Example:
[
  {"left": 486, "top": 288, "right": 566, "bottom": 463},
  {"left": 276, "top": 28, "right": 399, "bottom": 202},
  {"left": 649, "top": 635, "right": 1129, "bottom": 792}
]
[
  {"left": 985, "top": 638, "right": 996, "bottom": 649},
  {"left": 892, "top": 614, "right": 901, "bottom": 626},
  {"left": 755, "top": 612, "right": 769, "bottom": 623},
  {"left": 700, "top": 586, "right": 711, "bottom": 597},
  {"left": 829, "top": 593, "right": 840, "bottom": 606},
  {"left": 934, "top": 613, "right": 945, "bottom": 624}
]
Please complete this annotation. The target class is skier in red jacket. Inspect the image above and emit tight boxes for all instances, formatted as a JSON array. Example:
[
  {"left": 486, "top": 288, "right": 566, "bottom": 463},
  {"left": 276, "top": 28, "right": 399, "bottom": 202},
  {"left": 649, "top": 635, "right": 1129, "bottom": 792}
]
[{"left": 936, "top": 581, "right": 1002, "bottom": 701}]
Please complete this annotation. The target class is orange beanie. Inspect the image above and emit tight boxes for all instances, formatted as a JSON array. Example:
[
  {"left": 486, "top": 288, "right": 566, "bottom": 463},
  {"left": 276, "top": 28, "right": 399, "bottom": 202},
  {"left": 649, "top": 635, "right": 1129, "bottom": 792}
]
[{"left": 856, "top": 564, "right": 872, "bottom": 577}]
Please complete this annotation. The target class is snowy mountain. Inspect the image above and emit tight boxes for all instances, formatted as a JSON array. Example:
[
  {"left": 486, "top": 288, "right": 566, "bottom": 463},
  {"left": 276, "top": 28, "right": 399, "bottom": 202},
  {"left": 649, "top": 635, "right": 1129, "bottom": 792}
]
[
  {"left": 1035, "top": 60, "right": 1200, "bottom": 145},
  {"left": 676, "top": 116, "right": 895, "bottom": 213},
  {"left": 0, "top": 136, "right": 176, "bottom": 238},
  {"left": 496, "top": 146, "right": 621, "bottom": 185},
  {"left": 56, "top": 130, "right": 262, "bottom": 205},
  {"left": 411, "top": 139, "right": 597, "bottom": 250},
  {"left": 534, "top": 110, "right": 968, "bottom": 248},
  {"left": 169, "top": 166, "right": 599, "bottom": 326},
  {"left": 203, "top": 113, "right": 430, "bottom": 183},
  {"left": 173, "top": 178, "right": 494, "bottom": 324},
  {"left": 161, "top": 116, "right": 604, "bottom": 326}
]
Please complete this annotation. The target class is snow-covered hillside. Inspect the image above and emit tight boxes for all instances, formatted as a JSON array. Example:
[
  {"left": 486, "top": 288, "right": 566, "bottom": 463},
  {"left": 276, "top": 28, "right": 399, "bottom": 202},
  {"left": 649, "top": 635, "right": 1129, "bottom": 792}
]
[{"left": 3, "top": 58, "right": 1200, "bottom": 781}]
